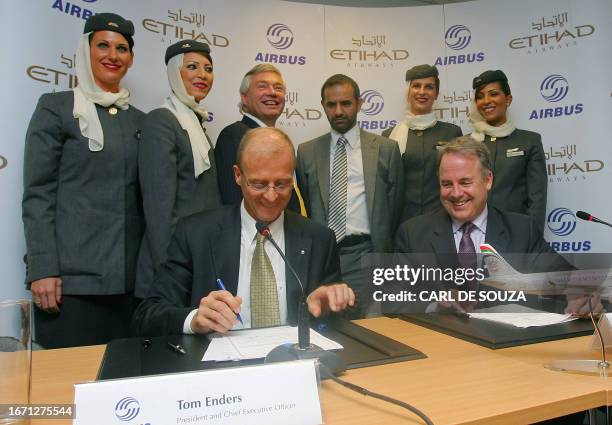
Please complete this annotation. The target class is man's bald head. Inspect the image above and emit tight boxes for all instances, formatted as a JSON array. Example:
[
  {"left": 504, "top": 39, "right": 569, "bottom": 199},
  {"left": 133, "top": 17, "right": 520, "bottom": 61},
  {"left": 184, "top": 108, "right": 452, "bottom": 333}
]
[{"left": 236, "top": 127, "right": 296, "bottom": 170}]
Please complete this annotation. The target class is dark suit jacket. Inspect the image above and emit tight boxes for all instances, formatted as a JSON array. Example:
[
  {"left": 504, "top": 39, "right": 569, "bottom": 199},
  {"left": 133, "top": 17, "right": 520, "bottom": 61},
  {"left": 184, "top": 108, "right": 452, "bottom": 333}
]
[
  {"left": 133, "top": 206, "right": 341, "bottom": 336},
  {"left": 136, "top": 108, "right": 222, "bottom": 298},
  {"left": 383, "top": 121, "right": 462, "bottom": 222},
  {"left": 214, "top": 115, "right": 301, "bottom": 212},
  {"left": 23, "top": 91, "right": 145, "bottom": 294},
  {"left": 480, "top": 129, "right": 547, "bottom": 232},
  {"left": 396, "top": 206, "right": 565, "bottom": 272},
  {"left": 296, "top": 129, "right": 403, "bottom": 253},
  {"left": 214, "top": 115, "right": 259, "bottom": 205},
  {"left": 393, "top": 206, "right": 571, "bottom": 313}
]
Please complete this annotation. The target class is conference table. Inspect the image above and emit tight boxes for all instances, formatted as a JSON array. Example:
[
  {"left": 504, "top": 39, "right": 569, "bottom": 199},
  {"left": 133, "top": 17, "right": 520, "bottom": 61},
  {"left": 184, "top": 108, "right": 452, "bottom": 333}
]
[{"left": 30, "top": 317, "right": 612, "bottom": 424}]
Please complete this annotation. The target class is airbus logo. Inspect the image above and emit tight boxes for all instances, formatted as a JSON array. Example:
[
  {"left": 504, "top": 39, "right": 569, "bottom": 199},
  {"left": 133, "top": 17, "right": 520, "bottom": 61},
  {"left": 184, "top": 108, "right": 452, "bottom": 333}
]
[
  {"left": 547, "top": 207, "right": 576, "bottom": 236},
  {"left": 267, "top": 23, "right": 294, "bottom": 50},
  {"left": 540, "top": 74, "right": 569, "bottom": 103},
  {"left": 115, "top": 397, "right": 140, "bottom": 422},
  {"left": 360, "top": 90, "right": 384, "bottom": 116},
  {"left": 445, "top": 25, "right": 471, "bottom": 50}
]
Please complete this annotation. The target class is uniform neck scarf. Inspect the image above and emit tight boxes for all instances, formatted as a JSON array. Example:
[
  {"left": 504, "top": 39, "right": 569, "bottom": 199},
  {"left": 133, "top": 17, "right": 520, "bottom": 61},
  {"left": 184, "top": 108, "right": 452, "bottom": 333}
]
[
  {"left": 161, "top": 53, "right": 211, "bottom": 178},
  {"left": 388, "top": 110, "right": 437, "bottom": 154},
  {"left": 468, "top": 101, "right": 515, "bottom": 142},
  {"left": 73, "top": 33, "right": 130, "bottom": 152}
]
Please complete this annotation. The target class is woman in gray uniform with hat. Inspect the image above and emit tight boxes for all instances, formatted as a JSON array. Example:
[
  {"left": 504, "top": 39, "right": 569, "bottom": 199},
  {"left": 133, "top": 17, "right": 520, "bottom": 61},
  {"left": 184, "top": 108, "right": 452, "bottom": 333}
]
[
  {"left": 469, "top": 69, "right": 547, "bottom": 231},
  {"left": 23, "top": 13, "right": 145, "bottom": 348},
  {"left": 384, "top": 64, "right": 462, "bottom": 222},
  {"left": 136, "top": 40, "right": 221, "bottom": 298}
]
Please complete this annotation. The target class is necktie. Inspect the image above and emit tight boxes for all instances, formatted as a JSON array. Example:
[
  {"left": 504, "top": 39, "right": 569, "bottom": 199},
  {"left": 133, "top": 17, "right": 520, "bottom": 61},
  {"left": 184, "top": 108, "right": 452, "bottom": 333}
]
[
  {"left": 458, "top": 222, "right": 477, "bottom": 269},
  {"left": 328, "top": 136, "right": 348, "bottom": 242},
  {"left": 458, "top": 222, "right": 479, "bottom": 301},
  {"left": 250, "top": 233, "right": 280, "bottom": 328}
]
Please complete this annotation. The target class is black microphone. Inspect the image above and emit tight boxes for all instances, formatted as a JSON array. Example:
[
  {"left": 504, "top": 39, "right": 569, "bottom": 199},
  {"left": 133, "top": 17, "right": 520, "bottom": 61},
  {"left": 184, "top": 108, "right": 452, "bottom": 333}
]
[
  {"left": 256, "top": 221, "right": 345, "bottom": 378},
  {"left": 576, "top": 211, "right": 612, "bottom": 228},
  {"left": 255, "top": 220, "right": 310, "bottom": 349}
]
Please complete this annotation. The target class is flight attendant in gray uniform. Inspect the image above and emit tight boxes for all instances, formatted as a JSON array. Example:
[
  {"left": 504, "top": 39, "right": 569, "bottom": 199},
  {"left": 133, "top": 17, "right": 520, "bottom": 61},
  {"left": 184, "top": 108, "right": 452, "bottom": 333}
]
[
  {"left": 23, "top": 13, "right": 145, "bottom": 348},
  {"left": 383, "top": 65, "right": 462, "bottom": 222},
  {"left": 469, "top": 70, "right": 547, "bottom": 231},
  {"left": 136, "top": 40, "right": 222, "bottom": 297}
]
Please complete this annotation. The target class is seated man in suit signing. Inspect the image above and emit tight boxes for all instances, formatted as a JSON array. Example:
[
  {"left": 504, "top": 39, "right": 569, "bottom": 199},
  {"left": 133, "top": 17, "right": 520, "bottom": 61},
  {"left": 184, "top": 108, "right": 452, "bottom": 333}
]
[
  {"left": 395, "top": 136, "right": 595, "bottom": 314},
  {"left": 134, "top": 127, "right": 354, "bottom": 335}
]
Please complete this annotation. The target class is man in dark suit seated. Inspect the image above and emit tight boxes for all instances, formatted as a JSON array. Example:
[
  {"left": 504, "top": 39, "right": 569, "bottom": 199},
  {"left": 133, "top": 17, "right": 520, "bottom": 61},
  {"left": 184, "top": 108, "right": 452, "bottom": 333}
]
[
  {"left": 134, "top": 127, "right": 354, "bottom": 335},
  {"left": 395, "top": 136, "right": 595, "bottom": 314}
]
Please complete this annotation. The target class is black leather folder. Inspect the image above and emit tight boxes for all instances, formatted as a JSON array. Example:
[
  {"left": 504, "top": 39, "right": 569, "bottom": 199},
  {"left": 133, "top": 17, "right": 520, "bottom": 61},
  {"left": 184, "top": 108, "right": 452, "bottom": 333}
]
[
  {"left": 398, "top": 313, "right": 594, "bottom": 349},
  {"left": 97, "top": 318, "right": 425, "bottom": 380}
]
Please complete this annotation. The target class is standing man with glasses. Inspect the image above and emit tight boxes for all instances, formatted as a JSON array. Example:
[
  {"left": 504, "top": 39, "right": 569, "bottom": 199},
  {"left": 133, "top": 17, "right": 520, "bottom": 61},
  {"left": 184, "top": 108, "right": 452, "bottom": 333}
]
[
  {"left": 296, "top": 74, "right": 403, "bottom": 318},
  {"left": 134, "top": 127, "right": 354, "bottom": 336}
]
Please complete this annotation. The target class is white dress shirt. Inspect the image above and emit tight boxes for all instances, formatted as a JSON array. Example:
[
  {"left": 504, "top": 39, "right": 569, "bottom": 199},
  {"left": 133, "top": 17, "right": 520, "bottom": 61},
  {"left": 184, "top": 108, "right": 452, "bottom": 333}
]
[
  {"left": 451, "top": 206, "right": 488, "bottom": 253},
  {"left": 243, "top": 112, "right": 267, "bottom": 128},
  {"left": 329, "top": 125, "right": 370, "bottom": 237},
  {"left": 183, "top": 203, "right": 288, "bottom": 333}
]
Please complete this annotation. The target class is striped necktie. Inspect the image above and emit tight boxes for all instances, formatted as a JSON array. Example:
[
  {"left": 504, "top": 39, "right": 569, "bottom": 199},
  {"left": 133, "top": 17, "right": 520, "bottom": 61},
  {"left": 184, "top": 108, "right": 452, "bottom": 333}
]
[{"left": 328, "top": 136, "right": 349, "bottom": 242}]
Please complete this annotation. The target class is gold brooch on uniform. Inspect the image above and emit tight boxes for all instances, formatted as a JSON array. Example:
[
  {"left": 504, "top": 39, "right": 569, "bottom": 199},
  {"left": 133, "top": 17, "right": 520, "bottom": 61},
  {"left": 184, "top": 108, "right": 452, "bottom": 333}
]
[{"left": 109, "top": 106, "right": 118, "bottom": 115}]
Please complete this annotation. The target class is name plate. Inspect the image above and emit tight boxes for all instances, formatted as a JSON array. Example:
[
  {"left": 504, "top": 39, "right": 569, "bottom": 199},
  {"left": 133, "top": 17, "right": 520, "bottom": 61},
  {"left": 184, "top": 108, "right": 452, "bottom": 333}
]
[{"left": 74, "top": 360, "right": 322, "bottom": 425}]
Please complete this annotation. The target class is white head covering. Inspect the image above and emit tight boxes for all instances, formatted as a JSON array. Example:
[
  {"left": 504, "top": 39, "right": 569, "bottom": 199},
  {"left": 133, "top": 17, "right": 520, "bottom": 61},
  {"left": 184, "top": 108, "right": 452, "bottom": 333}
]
[
  {"left": 468, "top": 100, "right": 515, "bottom": 142},
  {"left": 73, "top": 33, "right": 131, "bottom": 152},
  {"left": 388, "top": 86, "right": 438, "bottom": 154},
  {"left": 161, "top": 53, "right": 212, "bottom": 178}
]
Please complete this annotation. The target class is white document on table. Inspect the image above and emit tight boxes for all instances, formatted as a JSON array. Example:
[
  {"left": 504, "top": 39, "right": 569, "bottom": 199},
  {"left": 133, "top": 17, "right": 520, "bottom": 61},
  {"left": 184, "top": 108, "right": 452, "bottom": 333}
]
[
  {"left": 468, "top": 303, "right": 579, "bottom": 328},
  {"left": 202, "top": 325, "right": 343, "bottom": 361}
]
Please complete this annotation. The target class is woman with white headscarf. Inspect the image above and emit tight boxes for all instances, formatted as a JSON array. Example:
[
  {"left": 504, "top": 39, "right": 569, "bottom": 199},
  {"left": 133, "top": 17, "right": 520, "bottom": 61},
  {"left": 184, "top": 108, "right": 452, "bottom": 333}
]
[
  {"left": 23, "top": 13, "right": 145, "bottom": 348},
  {"left": 469, "top": 69, "right": 547, "bottom": 231},
  {"left": 384, "top": 64, "right": 463, "bottom": 222},
  {"left": 136, "top": 40, "right": 222, "bottom": 297}
]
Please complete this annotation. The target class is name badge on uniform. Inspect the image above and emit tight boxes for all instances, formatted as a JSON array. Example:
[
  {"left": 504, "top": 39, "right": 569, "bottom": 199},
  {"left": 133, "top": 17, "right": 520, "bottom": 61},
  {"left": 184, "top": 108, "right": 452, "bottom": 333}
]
[
  {"left": 506, "top": 148, "right": 525, "bottom": 157},
  {"left": 435, "top": 141, "right": 447, "bottom": 150}
]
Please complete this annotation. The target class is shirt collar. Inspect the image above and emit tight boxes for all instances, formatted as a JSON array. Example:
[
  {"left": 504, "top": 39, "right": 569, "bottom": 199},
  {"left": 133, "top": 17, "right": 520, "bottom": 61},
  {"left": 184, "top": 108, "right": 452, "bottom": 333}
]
[
  {"left": 243, "top": 112, "right": 268, "bottom": 128},
  {"left": 240, "top": 201, "right": 285, "bottom": 241},
  {"left": 451, "top": 204, "right": 488, "bottom": 235},
  {"left": 331, "top": 124, "right": 359, "bottom": 150}
]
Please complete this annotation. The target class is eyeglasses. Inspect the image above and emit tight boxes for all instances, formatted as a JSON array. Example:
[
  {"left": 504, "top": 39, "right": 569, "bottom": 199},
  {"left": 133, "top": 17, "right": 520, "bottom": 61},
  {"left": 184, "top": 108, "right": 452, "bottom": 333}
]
[{"left": 245, "top": 179, "right": 294, "bottom": 194}]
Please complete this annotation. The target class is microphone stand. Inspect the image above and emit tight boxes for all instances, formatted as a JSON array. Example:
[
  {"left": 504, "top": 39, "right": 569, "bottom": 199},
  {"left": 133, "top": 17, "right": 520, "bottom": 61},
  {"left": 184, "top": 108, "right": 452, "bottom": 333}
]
[
  {"left": 256, "top": 222, "right": 346, "bottom": 378},
  {"left": 545, "top": 211, "right": 612, "bottom": 377},
  {"left": 544, "top": 295, "right": 609, "bottom": 377}
]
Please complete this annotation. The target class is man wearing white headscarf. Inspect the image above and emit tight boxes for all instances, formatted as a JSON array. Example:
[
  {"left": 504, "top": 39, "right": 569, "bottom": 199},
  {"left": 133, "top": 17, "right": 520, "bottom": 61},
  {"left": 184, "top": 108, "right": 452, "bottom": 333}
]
[
  {"left": 384, "top": 64, "right": 463, "bottom": 222},
  {"left": 23, "top": 13, "right": 145, "bottom": 348},
  {"left": 136, "top": 40, "right": 222, "bottom": 298}
]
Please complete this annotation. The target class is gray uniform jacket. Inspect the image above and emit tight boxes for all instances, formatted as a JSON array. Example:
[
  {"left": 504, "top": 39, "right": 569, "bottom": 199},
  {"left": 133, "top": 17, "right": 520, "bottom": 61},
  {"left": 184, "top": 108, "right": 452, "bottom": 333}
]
[
  {"left": 383, "top": 121, "right": 462, "bottom": 222},
  {"left": 23, "top": 91, "right": 145, "bottom": 294},
  {"left": 136, "top": 108, "right": 222, "bottom": 297},
  {"left": 296, "top": 129, "right": 403, "bottom": 253},
  {"left": 480, "top": 129, "right": 547, "bottom": 232}
]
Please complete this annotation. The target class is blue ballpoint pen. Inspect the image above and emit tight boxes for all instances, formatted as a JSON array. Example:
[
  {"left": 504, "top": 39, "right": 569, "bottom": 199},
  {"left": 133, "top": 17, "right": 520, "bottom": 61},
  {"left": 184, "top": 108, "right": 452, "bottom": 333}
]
[{"left": 216, "top": 278, "right": 244, "bottom": 325}]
